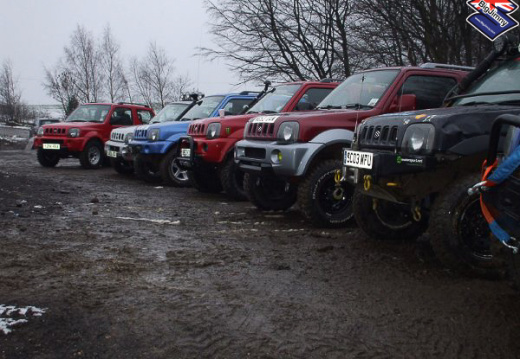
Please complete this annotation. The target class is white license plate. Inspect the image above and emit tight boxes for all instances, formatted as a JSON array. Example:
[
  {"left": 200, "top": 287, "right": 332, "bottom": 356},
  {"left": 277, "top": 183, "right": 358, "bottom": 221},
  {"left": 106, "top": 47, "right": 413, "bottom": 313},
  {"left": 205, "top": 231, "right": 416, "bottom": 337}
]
[
  {"left": 107, "top": 150, "right": 118, "bottom": 158},
  {"left": 181, "top": 148, "right": 191, "bottom": 157},
  {"left": 344, "top": 149, "right": 373, "bottom": 169},
  {"left": 43, "top": 143, "right": 60, "bottom": 150}
]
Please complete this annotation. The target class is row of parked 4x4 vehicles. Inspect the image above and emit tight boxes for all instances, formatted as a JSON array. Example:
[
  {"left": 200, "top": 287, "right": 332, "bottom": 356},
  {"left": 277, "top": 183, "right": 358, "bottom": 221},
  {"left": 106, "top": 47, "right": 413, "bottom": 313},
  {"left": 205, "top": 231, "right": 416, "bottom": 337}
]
[{"left": 34, "top": 36, "right": 520, "bottom": 280}]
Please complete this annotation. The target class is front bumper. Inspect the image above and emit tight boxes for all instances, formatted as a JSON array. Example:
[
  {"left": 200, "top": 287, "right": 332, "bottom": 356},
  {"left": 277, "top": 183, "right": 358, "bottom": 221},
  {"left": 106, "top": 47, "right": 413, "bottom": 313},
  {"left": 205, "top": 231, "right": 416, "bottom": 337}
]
[
  {"left": 128, "top": 139, "right": 170, "bottom": 155},
  {"left": 176, "top": 136, "right": 229, "bottom": 170},
  {"left": 33, "top": 136, "right": 84, "bottom": 154},
  {"left": 343, "top": 150, "right": 435, "bottom": 185},
  {"left": 105, "top": 140, "right": 133, "bottom": 162},
  {"left": 235, "top": 139, "right": 321, "bottom": 177}
]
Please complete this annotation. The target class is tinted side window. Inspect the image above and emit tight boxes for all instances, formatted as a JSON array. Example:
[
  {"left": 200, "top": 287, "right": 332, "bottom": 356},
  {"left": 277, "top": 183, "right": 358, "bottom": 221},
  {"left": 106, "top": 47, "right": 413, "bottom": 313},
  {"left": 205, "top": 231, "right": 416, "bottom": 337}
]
[
  {"left": 111, "top": 108, "right": 133, "bottom": 125},
  {"left": 399, "top": 76, "right": 457, "bottom": 110},
  {"left": 295, "top": 88, "right": 334, "bottom": 111},
  {"left": 137, "top": 110, "right": 153, "bottom": 124},
  {"left": 223, "top": 99, "right": 254, "bottom": 115}
]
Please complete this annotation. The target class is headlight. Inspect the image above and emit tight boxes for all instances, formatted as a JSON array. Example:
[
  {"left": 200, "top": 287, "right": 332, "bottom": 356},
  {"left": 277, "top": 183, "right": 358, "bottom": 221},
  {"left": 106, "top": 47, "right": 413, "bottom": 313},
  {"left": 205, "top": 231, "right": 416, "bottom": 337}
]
[
  {"left": 124, "top": 133, "right": 133, "bottom": 144},
  {"left": 277, "top": 122, "right": 299, "bottom": 143},
  {"left": 147, "top": 129, "right": 160, "bottom": 141},
  {"left": 206, "top": 123, "right": 221, "bottom": 139},
  {"left": 68, "top": 128, "right": 80, "bottom": 138},
  {"left": 402, "top": 124, "right": 435, "bottom": 154},
  {"left": 37, "top": 127, "right": 44, "bottom": 136}
]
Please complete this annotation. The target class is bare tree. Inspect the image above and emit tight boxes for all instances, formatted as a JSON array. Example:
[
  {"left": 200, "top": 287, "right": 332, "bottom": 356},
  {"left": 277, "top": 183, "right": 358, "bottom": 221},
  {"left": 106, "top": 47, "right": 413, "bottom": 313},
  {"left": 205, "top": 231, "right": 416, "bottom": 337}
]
[
  {"left": 0, "top": 60, "right": 23, "bottom": 123},
  {"left": 203, "top": 0, "right": 357, "bottom": 83},
  {"left": 171, "top": 73, "right": 195, "bottom": 101},
  {"left": 141, "top": 42, "right": 177, "bottom": 108},
  {"left": 43, "top": 65, "right": 78, "bottom": 115},
  {"left": 64, "top": 25, "right": 104, "bottom": 102},
  {"left": 352, "top": 0, "right": 490, "bottom": 67},
  {"left": 129, "top": 57, "right": 153, "bottom": 107},
  {"left": 100, "top": 25, "right": 126, "bottom": 102}
]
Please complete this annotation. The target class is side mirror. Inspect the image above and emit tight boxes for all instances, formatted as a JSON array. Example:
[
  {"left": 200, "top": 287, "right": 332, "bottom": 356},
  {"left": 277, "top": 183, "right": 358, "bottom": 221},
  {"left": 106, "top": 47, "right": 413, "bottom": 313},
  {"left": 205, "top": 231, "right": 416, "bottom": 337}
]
[{"left": 389, "top": 94, "right": 417, "bottom": 113}]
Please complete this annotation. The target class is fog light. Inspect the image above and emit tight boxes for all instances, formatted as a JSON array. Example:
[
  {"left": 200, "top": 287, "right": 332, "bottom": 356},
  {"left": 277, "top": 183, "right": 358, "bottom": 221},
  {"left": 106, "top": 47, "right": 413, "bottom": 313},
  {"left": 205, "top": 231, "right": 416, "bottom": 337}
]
[{"left": 271, "top": 150, "right": 282, "bottom": 164}]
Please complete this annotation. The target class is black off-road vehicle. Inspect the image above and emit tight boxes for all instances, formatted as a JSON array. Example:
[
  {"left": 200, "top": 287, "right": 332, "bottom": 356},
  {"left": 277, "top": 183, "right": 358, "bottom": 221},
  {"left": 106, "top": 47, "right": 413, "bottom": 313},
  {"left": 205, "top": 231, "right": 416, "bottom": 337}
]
[{"left": 344, "top": 37, "right": 520, "bottom": 276}]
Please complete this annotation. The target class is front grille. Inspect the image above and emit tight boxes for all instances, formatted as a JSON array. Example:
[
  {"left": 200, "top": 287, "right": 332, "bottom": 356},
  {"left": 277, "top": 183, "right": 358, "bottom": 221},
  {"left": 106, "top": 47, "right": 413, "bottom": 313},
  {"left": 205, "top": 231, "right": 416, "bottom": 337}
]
[
  {"left": 358, "top": 125, "right": 399, "bottom": 147},
  {"left": 245, "top": 147, "right": 266, "bottom": 159},
  {"left": 44, "top": 127, "right": 67, "bottom": 136},
  {"left": 134, "top": 128, "right": 148, "bottom": 140},
  {"left": 111, "top": 132, "right": 125, "bottom": 142},
  {"left": 188, "top": 123, "right": 205, "bottom": 135},
  {"left": 245, "top": 122, "right": 276, "bottom": 140}
]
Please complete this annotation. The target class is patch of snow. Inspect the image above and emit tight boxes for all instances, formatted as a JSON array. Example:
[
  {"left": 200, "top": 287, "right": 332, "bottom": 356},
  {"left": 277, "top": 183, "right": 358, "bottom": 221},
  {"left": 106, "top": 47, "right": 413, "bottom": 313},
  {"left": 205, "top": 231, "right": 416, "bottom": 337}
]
[
  {"left": 0, "top": 304, "right": 46, "bottom": 335},
  {"left": 114, "top": 216, "right": 181, "bottom": 225}
]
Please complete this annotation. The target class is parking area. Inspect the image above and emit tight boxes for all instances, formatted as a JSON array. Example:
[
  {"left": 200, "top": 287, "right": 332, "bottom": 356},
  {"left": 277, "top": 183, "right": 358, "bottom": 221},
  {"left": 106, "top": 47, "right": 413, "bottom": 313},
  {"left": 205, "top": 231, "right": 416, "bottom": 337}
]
[{"left": 1, "top": 148, "right": 520, "bottom": 358}]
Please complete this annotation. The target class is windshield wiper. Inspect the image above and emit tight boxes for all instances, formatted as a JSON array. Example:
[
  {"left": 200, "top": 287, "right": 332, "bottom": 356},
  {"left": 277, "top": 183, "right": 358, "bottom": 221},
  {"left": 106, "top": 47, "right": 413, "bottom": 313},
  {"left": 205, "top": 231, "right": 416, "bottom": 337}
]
[
  {"left": 317, "top": 105, "right": 342, "bottom": 110},
  {"left": 261, "top": 110, "right": 277, "bottom": 114},
  {"left": 344, "top": 103, "right": 373, "bottom": 110}
]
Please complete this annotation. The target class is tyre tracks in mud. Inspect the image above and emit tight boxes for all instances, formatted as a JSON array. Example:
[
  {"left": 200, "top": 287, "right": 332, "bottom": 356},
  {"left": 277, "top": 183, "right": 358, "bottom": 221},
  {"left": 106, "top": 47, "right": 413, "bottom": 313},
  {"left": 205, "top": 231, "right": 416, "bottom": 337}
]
[{"left": 1, "top": 150, "right": 520, "bottom": 358}]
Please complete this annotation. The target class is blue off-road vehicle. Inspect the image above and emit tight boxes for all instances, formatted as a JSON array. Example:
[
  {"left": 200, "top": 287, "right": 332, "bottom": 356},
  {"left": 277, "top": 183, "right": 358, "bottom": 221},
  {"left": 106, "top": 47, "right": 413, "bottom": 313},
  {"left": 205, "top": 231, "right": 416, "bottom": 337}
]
[{"left": 128, "top": 93, "right": 258, "bottom": 186}]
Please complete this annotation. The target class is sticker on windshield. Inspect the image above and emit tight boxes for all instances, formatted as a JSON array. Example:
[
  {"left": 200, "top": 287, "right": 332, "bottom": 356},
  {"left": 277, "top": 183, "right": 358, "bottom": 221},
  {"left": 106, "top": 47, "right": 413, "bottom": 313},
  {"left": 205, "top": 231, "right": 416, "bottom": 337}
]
[
  {"left": 251, "top": 115, "right": 279, "bottom": 124},
  {"left": 466, "top": 0, "right": 519, "bottom": 41},
  {"left": 368, "top": 98, "right": 378, "bottom": 107}
]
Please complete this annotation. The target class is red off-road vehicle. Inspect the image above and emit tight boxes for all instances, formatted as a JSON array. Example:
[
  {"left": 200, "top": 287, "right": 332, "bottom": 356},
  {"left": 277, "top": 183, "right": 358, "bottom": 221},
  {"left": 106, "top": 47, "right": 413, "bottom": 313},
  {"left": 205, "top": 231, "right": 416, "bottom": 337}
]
[
  {"left": 34, "top": 103, "right": 154, "bottom": 169},
  {"left": 177, "top": 80, "right": 339, "bottom": 199}
]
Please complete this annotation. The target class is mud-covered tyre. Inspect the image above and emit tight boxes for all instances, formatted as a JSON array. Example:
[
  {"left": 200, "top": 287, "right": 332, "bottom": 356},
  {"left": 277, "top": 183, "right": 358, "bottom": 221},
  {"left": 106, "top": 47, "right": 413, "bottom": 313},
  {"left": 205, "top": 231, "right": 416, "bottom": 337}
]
[
  {"left": 219, "top": 157, "right": 246, "bottom": 200},
  {"left": 429, "top": 173, "right": 504, "bottom": 277},
  {"left": 243, "top": 173, "right": 297, "bottom": 211},
  {"left": 352, "top": 190, "right": 428, "bottom": 240},
  {"left": 37, "top": 148, "right": 60, "bottom": 167},
  {"left": 160, "top": 148, "right": 190, "bottom": 187},
  {"left": 110, "top": 158, "right": 134, "bottom": 175},
  {"left": 79, "top": 141, "right": 104, "bottom": 169},
  {"left": 134, "top": 154, "right": 162, "bottom": 183},
  {"left": 298, "top": 159, "right": 354, "bottom": 227},
  {"left": 189, "top": 168, "right": 222, "bottom": 193}
]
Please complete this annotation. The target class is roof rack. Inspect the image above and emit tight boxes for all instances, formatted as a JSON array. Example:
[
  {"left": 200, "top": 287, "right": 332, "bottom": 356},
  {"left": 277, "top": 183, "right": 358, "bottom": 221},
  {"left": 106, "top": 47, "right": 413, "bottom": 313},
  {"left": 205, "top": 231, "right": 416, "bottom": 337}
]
[
  {"left": 420, "top": 63, "right": 475, "bottom": 71},
  {"left": 239, "top": 91, "right": 261, "bottom": 95},
  {"left": 117, "top": 102, "right": 151, "bottom": 108}
]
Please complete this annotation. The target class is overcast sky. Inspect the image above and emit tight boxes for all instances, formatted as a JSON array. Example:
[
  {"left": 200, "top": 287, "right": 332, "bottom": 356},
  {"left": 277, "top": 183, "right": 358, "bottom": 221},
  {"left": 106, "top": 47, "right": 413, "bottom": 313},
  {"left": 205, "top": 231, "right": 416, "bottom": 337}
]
[{"left": 0, "top": 0, "right": 256, "bottom": 104}]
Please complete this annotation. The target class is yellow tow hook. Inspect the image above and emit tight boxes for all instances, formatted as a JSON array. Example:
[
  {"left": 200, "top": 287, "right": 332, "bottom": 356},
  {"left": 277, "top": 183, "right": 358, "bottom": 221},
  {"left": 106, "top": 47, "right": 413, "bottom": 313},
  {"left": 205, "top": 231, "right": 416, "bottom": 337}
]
[
  {"left": 412, "top": 206, "right": 422, "bottom": 222},
  {"left": 333, "top": 169, "right": 344, "bottom": 200},
  {"left": 363, "top": 175, "right": 372, "bottom": 191}
]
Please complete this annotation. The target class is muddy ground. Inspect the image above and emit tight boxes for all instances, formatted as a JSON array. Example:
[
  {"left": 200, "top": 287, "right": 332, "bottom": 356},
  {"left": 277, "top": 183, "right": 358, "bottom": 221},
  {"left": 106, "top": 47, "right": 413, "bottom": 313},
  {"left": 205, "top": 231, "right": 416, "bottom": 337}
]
[{"left": 1, "top": 146, "right": 520, "bottom": 359}]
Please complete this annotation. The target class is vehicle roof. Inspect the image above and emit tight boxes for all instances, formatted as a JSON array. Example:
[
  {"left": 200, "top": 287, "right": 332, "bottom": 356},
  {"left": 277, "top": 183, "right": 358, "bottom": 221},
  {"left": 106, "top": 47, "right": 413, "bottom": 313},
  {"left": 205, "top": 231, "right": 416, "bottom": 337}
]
[
  {"left": 360, "top": 66, "right": 469, "bottom": 75},
  {"left": 84, "top": 102, "right": 153, "bottom": 109}
]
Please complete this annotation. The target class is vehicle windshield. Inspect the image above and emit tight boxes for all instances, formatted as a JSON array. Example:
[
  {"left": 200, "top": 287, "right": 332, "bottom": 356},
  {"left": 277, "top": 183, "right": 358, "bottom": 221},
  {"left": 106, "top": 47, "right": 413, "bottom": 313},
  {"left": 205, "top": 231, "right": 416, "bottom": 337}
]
[
  {"left": 151, "top": 103, "right": 190, "bottom": 123},
  {"left": 318, "top": 70, "right": 399, "bottom": 109},
  {"left": 65, "top": 104, "right": 111, "bottom": 123},
  {"left": 247, "top": 84, "right": 301, "bottom": 114},
  {"left": 454, "top": 58, "right": 520, "bottom": 106},
  {"left": 180, "top": 96, "right": 225, "bottom": 121}
]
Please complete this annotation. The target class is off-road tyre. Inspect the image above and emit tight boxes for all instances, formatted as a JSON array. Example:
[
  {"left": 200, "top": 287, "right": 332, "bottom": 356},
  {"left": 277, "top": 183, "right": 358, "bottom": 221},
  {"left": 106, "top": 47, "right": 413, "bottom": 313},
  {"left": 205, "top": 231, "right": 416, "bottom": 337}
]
[
  {"left": 134, "top": 154, "right": 162, "bottom": 184},
  {"left": 79, "top": 140, "right": 104, "bottom": 169},
  {"left": 160, "top": 148, "right": 190, "bottom": 187},
  {"left": 189, "top": 168, "right": 222, "bottom": 193},
  {"left": 352, "top": 190, "right": 428, "bottom": 241},
  {"left": 429, "top": 173, "right": 505, "bottom": 278},
  {"left": 506, "top": 248, "right": 520, "bottom": 289},
  {"left": 37, "top": 148, "right": 60, "bottom": 167},
  {"left": 243, "top": 173, "right": 297, "bottom": 211},
  {"left": 298, "top": 159, "right": 354, "bottom": 227},
  {"left": 110, "top": 158, "right": 134, "bottom": 175},
  {"left": 219, "top": 157, "right": 247, "bottom": 200}
]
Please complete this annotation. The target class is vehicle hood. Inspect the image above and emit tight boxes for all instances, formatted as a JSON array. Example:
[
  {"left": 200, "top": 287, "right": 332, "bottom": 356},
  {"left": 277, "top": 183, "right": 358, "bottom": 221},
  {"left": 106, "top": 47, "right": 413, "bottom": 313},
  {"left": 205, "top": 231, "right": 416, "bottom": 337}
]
[
  {"left": 361, "top": 105, "right": 520, "bottom": 153},
  {"left": 133, "top": 121, "right": 190, "bottom": 141}
]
